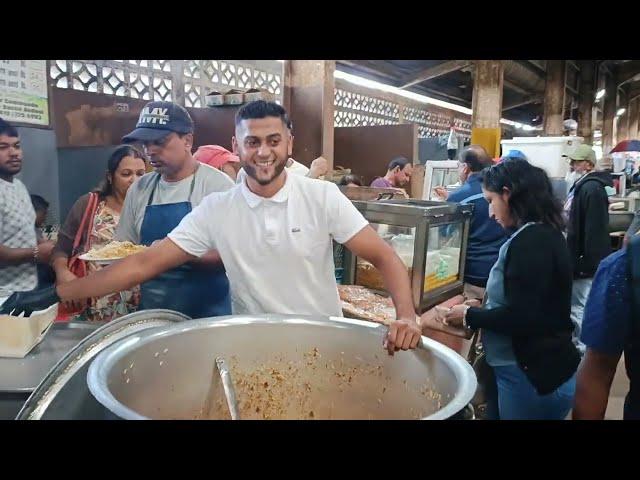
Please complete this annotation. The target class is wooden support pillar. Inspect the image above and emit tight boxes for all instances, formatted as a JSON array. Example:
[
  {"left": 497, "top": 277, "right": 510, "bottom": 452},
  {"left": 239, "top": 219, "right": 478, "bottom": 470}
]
[
  {"left": 617, "top": 89, "right": 630, "bottom": 141},
  {"left": 602, "top": 73, "right": 617, "bottom": 154},
  {"left": 470, "top": 60, "right": 504, "bottom": 158},
  {"left": 543, "top": 60, "right": 566, "bottom": 136},
  {"left": 577, "top": 61, "right": 595, "bottom": 143},
  {"left": 629, "top": 97, "right": 639, "bottom": 140},
  {"left": 282, "top": 60, "right": 335, "bottom": 170}
]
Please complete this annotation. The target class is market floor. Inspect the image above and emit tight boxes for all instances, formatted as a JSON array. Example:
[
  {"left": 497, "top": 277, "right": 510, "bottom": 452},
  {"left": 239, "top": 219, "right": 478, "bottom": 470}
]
[{"left": 604, "top": 355, "right": 629, "bottom": 420}]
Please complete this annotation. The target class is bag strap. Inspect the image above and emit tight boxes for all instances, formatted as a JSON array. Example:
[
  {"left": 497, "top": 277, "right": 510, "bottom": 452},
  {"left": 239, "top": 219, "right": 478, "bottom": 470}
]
[
  {"left": 83, "top": 193, "right": 100, "bottom": 252},
  {"left": 71, "top": 193, "right": 98, "bottom": 256}
]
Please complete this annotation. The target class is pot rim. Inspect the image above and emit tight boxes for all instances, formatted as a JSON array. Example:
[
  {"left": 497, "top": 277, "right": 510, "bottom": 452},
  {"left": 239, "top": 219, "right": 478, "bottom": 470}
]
[{"left": 87, "top": 314, "right": 478, "bottom": 420}]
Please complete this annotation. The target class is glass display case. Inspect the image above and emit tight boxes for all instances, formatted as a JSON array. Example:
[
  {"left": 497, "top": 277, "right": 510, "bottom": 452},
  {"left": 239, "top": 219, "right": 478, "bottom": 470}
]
[{"left": 342, "top": 199, "right": 473, "bottom": 313}]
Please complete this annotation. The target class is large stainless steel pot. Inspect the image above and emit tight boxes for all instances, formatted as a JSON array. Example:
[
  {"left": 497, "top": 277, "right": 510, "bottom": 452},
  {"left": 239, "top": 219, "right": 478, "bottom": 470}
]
[
  {"left": 88, "top": 315, "right": 477, "bottom": 420},
  {"left": 17, "top": 309, "right": 190, "bottom": 420}
]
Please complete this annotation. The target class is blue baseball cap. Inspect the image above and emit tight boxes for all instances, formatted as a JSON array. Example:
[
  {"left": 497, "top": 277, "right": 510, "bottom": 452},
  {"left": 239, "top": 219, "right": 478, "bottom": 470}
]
[
  {"left": 123, "top": 101, "right": 194, "bottom": 143},
  {"left": 501, "top": 149, "right": 528, "bottom": 162}
]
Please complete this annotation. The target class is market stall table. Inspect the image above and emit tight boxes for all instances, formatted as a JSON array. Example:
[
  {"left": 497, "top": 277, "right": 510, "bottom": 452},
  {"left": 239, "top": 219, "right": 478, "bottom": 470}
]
[{"left": 0, "top": 322, "right": 100, "bottom": 419}]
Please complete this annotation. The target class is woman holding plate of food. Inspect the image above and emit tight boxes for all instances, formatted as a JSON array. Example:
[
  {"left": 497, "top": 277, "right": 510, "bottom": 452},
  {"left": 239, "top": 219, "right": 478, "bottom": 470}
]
[{"left": 51, "top": 145, "right": 147, "bottom": 321}]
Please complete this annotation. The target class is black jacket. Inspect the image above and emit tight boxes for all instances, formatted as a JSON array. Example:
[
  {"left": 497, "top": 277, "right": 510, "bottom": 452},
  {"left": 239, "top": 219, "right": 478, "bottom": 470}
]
[
  {"left": 567, "top": 171, "right": 612, "bottom": 278},
  {"left": 466, "top": 224, "right": 580, "bottom": 395}
]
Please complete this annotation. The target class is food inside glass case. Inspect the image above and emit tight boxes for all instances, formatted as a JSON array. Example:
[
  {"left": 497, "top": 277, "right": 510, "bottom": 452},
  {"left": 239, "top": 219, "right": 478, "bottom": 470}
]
[{"left": 354, "top": 222, "right": 462, "bottom": 293}]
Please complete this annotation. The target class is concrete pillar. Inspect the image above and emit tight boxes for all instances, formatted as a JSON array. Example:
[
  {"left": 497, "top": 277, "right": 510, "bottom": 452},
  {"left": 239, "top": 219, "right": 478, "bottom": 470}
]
[
  {"left": 470, "top": 60, "right": 504, "bottom": 158},
  {"left": 282, "top": 60, "right": 335, "bottom": 170},
  {"left": 629, "top": 97, "right": 639, "bottom": 139},
  {"left": 617, "top": 89, "right": 629, "bottom": 142},
  {"left": 602, "top": 73, "right": 617, "bottom": 154},
  {"left": 577, "top": 61, "right": 595, "bottom": 143},
  {"left": 543, "top": 60, "right": 566, "bottom": 136}
]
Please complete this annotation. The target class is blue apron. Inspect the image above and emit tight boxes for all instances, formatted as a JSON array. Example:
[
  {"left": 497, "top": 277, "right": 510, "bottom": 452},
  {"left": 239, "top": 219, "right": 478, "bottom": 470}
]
[{"left": 139, "top": 167, "right": 231, "bottom": 318}]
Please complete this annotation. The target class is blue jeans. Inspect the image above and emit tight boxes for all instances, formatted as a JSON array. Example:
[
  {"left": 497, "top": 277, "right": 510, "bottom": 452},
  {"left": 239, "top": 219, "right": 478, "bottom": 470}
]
[
  {"left": 486, "top": 364, "right": 576, "bottom": 420},
  {"left": 570, "top": 278, "right": 593, "bottom": 356}
]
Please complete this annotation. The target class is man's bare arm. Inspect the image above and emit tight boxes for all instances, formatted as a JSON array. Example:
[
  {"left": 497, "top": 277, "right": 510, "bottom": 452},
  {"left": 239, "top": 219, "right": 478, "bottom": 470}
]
[{"left": 57, "top": 238, "right": 193, "bottom": 301}]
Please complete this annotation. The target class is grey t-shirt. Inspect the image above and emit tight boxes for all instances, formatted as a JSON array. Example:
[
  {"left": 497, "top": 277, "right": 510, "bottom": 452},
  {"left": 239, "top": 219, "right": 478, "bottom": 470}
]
[{"left": 115, "top": 163, "right": 234, "bottom": 244}]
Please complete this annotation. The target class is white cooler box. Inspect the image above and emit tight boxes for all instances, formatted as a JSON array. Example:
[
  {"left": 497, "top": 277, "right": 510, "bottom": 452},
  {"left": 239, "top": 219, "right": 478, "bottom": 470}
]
[
  {"left": 0, "top": 302, "right": 58, "bottom": 358},
  {"left": 501, "top": 136, "right": 583, "bottom": 179}
]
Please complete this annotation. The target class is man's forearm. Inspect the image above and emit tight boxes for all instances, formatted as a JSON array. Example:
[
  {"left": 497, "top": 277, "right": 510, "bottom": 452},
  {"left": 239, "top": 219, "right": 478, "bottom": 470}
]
[
  {"left": 51, "top": 255, "right": 69, "bottom": 277},
  {"left": 573, "top": 350, "right": 619, "bottom": 420},
  {"left": 371, "top": 254, "right": 416, "bottom": 320},
  {"left": 57, "top": 239, "right": 191, "bottom": 301},
  {"left": 0, "top": 245, "right": 34, "bottom": 266}
]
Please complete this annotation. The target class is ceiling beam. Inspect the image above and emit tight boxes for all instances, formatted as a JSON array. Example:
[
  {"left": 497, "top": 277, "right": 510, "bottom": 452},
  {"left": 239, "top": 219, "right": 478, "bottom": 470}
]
[
  {"left": 338, "top": 60, "right": 399, "bottom": 82},
  {"left": 502, "top": 94, "right": 544, "bottom": 112},
  {"left": 620, "top": 72, "right": 640, "bottom": 87},
  {"left": 615, "top": 60, "right": 640, "bottom": 86},
  {"left": 399, "top": 60, "right": 471, "bottom": 89},
  {"left": 414, "top": 86, "right": 470, "bottom": 105},
  {"left": 503, "top": 79, "right": 530, "bottom": 95},
  {"left": 518, "top": 60, "right": 546, "bottom": 78}
]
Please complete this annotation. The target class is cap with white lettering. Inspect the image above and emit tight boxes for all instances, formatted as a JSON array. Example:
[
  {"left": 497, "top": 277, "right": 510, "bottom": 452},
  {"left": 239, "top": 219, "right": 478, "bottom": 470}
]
[{"left": 122, "top": 101, "right": 194, "bottom": 143}]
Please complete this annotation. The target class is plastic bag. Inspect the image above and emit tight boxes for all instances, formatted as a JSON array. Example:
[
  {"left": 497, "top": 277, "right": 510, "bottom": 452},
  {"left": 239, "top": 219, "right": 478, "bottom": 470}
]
[{"left": 447, "top": 128, "right": 458, "bottom": 150}]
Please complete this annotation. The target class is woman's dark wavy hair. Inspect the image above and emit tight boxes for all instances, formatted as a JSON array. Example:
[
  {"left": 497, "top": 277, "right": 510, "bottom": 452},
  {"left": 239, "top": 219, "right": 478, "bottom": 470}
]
[
  {"left": 94, "top": 145, "right": 147, "bottom": 198},
  {"left": 482, "top": 160, "right": 565, "bottom": 231}
]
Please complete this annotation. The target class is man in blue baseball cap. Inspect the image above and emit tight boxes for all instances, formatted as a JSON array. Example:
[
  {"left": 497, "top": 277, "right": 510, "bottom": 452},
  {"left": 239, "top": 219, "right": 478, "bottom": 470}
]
[
  {"left": 115, "top": 101, "right": 235, "bottom": 318},
  {"left": 500, "top": 149, "right": 528, "bottom": 162}
]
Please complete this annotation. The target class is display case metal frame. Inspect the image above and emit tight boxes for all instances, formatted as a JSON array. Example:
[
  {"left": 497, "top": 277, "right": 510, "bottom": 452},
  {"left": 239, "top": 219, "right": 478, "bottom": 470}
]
[{"left": 343, "top": 199, "right": 473, "bottom": 313}]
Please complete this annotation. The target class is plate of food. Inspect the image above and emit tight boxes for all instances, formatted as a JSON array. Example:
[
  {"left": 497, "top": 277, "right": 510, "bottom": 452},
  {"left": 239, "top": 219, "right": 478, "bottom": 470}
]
[{"left": 79, "top": 241, "right": 147, "bottom": 264}]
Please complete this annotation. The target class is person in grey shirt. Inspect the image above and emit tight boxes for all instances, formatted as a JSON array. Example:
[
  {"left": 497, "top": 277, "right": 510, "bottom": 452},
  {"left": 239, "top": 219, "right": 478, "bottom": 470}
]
[
  {"left": 115, "top": 101, "right": 234, "bottom": 318},
  {"left": 116, "top": 162, "right": 233, "bottom": 244}
]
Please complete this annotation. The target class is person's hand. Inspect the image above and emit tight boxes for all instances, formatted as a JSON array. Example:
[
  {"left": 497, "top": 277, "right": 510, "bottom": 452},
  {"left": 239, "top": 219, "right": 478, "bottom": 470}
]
[
  {"left": 463, "top": 298, "right": 482, "bottom": 308},
  {"left": 434, "top": 305, "right": 451, "bottom": 324},
  {"left": 36, "top": 241, "right": 56, "bottom": 264},
  {"left": 56, "top": 268, "right": 78, "bottom": 285},
  {"left": 308, "top": 156, "right": 329, "bottom": 179},
  {"left": 443, "top": 304, "right": 470, "bottom": 328},
  {"left": 0, "top": 286, "right": 61, "bottom": 317},
  {"left": 383, "top": 317, "right": 422, "bottom": 356},
  {"left": 433, "top": 186, "right": 449, "bottom": 200},
  {"left": 55, "top": 269, "right": 85, "bottom": 312}
]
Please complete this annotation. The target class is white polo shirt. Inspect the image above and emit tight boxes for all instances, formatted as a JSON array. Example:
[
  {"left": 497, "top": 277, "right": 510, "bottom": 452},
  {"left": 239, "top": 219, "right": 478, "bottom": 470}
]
[{"left": 168, "top": 173, "right": 368, "bottom": 316}]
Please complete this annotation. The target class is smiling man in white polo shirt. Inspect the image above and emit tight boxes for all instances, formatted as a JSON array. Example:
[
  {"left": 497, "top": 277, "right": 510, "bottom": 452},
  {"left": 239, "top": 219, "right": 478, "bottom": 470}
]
[{"left": 1, "top": 101, "right": 421, "bottom": 354}]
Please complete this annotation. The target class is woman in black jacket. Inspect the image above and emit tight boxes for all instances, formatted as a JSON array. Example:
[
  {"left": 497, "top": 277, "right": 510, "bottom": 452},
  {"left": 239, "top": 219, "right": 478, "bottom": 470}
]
[{"left": 441, "top": 161, "right": 580, "bottom": 420}]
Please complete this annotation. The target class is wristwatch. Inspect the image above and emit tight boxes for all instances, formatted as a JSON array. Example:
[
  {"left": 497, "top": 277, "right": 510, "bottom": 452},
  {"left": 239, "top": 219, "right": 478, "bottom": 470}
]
[{"left": 462, "top": 305, "right": 471, "bottom": 329}]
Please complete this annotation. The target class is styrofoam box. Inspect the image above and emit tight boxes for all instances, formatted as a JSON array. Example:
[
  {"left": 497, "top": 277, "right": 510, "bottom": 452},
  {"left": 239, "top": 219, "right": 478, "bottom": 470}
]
[
  {"left": 0, "top": 303, "right": 58, "bottom": 358},
  {"left": 501, "top": 136, "right": 583, "bottom": 179}
]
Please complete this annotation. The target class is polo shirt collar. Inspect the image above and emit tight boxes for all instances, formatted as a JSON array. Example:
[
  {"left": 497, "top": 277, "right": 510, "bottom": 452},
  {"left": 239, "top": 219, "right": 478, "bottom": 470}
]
[{"left": 240, "top": 170, "right": 292, "bottom": 209}]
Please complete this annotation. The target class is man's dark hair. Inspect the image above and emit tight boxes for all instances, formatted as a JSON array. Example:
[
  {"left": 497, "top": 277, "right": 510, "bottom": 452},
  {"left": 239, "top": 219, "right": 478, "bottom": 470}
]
[
  {"left": 30, "top": 194, "right": 49, "bottom": 212},
  {"left": 338, "top": 174, "right": 363, "bottom": 186},
  {"left": 460, "top": 145, "right": 492, "bottom": 172},
  {"left": 482, "top": 160, "right": 565, "bottom": 231},
  {"left": 387, "top": 157, "right": 410, "bottom": 172},
  {"left": 0, "top": 117, "right": 19, "bottom": 138},
  {"left": 235, "top": 100, "right": 290, "bottom": 128}
]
